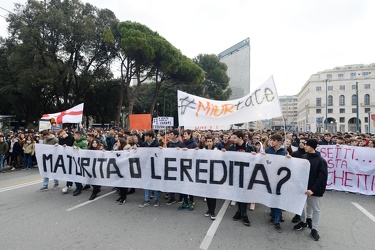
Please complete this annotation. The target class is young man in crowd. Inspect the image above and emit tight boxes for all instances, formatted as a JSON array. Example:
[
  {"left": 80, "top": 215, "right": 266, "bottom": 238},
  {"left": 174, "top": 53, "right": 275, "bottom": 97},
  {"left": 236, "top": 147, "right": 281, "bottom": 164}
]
[
  {"left": 39, "top": 131, "right": 59, "bottom": 190},
  {"left": 318, "top": 133, "right": 335, "bottom": 145},
  {"left": 178, "top": 129, "right": 198, "bottom": 211},
  {"left": 70, "top": 130, "right": 88, "bottom": 196},
  {"left": 224, "top": 130, "right": 254, "bottom": 226},
  {"left": 264, "top": 133, "right": 290, "bottom": 233},
  {"left": 165, "top": 129, "right": 184, "bottom": 205},
  {"left": 139, "top": 130, "right": 160, "bottom": 208},
  {"left": 293, "top": 139, "right": 328, "bottom": 241},
  {"left": 203, "top": 136, "right": 217, "bottom": 220}
]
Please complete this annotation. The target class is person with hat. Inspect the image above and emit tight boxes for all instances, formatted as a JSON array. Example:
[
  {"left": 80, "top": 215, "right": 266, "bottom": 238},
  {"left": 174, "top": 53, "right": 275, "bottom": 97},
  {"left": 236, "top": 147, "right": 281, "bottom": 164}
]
[{"left": 293, "top": 138, "right": 328, "bottom": 241}]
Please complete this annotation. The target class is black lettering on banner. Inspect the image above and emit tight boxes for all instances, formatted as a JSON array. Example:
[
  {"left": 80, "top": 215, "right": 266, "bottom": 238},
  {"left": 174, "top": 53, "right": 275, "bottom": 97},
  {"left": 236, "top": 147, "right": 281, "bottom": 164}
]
[
  {"left": 107, "top": 158, "right": 124, "bottom": 178},
  {"left": 53, "top": 155, "right": 66, "bottom": 174},
  {"left": 276, "top": 167, "right": 291, "bottom": 195},
  {"left": 248, "top": 164, "right": 272, "bottom": 194},
  {"left": 80, "top": 157, "right": 92, "bottom": 178},
  {"left": 180, "top": 159, "right": 193, "bottom": 182},
  {"left": 264, "top": 88, "right": 275, "bottom": 102},
  {"left": 129, "top": 158, "right": 141, "bottom": 178},
  {"left": 151, "top": 157, "right": 161, "bottom": 180},
  {"left": 229, "top": 161, "right": 234, "bottom": 186},
  {"left": 196, "top": 159, "right": 208, "bottom": 184},
  {"left": 73, "top": 157, "right": 82, "bottom": 176},
  {"left": 92, "top": 158, "right": 97, "bottom": 178},
  {"left": 235, "top": 101, "right": 244, "bottom": 111},
  {"left": 210, "top": 160, "right": 227, "bottom": 184},
  {"left": 254, "top": 89, "right": 264, "bottom": 104},
  {"left": 164, "top": 158, "right": 177, "bottom": 181},
  {"left": 42, "top": 154, "right": 53, "bottom": 172},
  {"left": 67, "top": 155, "right": 73, "bottom": 174},
  {"left": 234, "top": 161, "right": 249, "bottom": 188},
  {"left": 97, "top": 158, "right": 107, "bottom": 178}
]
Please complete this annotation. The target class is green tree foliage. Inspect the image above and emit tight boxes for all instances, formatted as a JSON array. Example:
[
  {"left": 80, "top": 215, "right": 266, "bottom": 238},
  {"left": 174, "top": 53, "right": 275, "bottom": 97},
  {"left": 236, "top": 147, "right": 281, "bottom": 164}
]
[
  {"left": 1, "top": 0, "right": 118, "bottom": 125},
  {"left": 192, "top": 54, "right": 231, "bottom": 100}
]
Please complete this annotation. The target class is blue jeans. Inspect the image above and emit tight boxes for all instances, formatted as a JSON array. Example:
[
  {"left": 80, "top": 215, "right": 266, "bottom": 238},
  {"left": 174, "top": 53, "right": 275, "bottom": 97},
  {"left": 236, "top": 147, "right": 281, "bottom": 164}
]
[
  {"left": 0, "top": 154, "right": 4, "bottom": 171},
  {"left": 145, "top": 190, "right": 159, "bottom": 202},
  {"left": 24, "top": 154, "right": 33, "bottom": 168},
  {"left": 42, "top": 177, "right": 58, "bottom": 188},
  {"left": 271, "top": 208, "right": 282, "bottom": 223}
]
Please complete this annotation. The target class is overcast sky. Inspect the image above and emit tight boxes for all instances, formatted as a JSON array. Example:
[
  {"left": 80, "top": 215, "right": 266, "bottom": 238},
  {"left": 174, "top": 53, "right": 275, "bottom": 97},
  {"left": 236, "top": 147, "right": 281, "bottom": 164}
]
[{"left": 1, "top": 0, "right": 374, "bottom": 96}]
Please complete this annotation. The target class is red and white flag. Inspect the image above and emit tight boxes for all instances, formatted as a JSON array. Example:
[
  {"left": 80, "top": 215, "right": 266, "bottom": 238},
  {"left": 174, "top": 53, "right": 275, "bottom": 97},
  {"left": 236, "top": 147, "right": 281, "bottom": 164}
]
[{"left": 41, "top": 103, "right": 84, "bottom": 124}]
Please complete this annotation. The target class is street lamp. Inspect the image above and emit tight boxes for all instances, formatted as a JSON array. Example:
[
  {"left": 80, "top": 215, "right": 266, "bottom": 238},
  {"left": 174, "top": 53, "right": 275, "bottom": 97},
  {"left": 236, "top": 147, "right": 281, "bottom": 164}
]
[
  {"left": 324, "top": 79, "right": 329, "bottom": 132},
  {"left": 356, "top": 81, "right": 359, "bottom": 133}
]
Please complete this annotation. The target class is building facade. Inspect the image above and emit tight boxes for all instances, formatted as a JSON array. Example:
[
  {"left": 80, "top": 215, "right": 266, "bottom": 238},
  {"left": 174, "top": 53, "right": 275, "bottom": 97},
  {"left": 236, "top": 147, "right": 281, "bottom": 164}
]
[
  {"left": 271, "top": 95, "right": 298, "bottom": 131},
  {"left": 297, "top": 63, "right": 375, "bottom": 133},
  {"left": 218, "top": 38, "right": 250, "bottom": 100}
]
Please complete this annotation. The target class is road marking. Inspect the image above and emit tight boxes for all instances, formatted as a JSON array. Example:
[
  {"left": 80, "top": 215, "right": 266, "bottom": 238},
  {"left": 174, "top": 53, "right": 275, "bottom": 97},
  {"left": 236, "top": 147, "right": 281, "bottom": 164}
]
[
  {"left": 66, "top": 190, "right": 116, "bottom": 211},
  {"left": 0, "top": 179, "right": 42, "bottom": 193},
  {"left": 199, "top": 199, "right": 230, "bottom": 250},
  {"left": 352, "top": 202, "right": 375, "bottom": 223}
]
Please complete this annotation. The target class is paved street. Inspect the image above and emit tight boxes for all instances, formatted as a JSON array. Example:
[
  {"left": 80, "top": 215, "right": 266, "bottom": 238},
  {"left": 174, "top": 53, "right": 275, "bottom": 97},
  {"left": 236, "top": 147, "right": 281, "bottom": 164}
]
[{"left": 0, "top": 168, "right": 374, "bottom": 250}]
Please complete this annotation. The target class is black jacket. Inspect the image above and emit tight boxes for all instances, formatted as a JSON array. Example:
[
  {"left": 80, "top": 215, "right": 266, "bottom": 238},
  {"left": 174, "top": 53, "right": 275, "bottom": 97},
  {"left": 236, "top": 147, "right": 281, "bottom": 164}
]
[
  {"left": 303, "top": 152, "right": 328, "bottom": 197},
  {"left": 182, "top": 137, "right": 197, "bottom": 149},
  {"left": 142, "top": 139, "right": 159, "bottom": 148},
  {"left": 291, "top": 147, "right": 305, "bottom": 159}
]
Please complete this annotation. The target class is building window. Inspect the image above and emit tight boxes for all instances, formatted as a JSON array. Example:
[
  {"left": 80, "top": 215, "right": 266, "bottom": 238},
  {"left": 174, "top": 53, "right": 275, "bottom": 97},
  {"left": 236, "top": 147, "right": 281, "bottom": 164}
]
[
  {"left": 328, "top": 95, "right": 333, "bottom": 106},
  {"left": 328, "top": 109, "right": 333, "bottom": 113},
  {"left": 364, "top": 84, "right": 370, "bottom": 89},
  {"left": 340, "top": 108, "right": 345, "bottom": 113},
  {"left": 365, "top": 117, "right": 369, "bottom": 123},
  {"left": 316, "top": 109, "right": 321, "bottom": 114},
  {"left": 316, "top": 98, "right": 321, "bottom": 106},
  {"left": 362, "top": 72, "right": 369, "bottom": 78},
  {"left": 350, "top": 72, "right": 356, "bottom": 79},
  {"left": 339, "top": 95, "right": 345, "bottom": 106},
  {"left": 352, "top": 108, "right": 357, "bottom": 113},
  {"left": 327, "top": 86, "right": 333, "bottom": 91},
  {"left": 365, "top": 108, "right": 370, "bottom": 113},
  {"left": 316, "top": 86, "right": 321, "bottom": 91},
  {"left": 352, "top": 84, "right": 356, "bottom": 90},
  {"left": 340, "top": 85, "right": 345, "bottom": 90},
  {"left": 364, "top": 94, "right": 370, "bottom": 105},
  {"left": 340, "top": 117, "right": 345, "bottom": 123},
  {"left": 338, "top": 73, "right": 344, "bottom": 79},
  {"left": 327, "top": 74, "right": 332, "bottom": 80},
  {"left": 352, "top": 94, "right": 357, "bottom": 105}
]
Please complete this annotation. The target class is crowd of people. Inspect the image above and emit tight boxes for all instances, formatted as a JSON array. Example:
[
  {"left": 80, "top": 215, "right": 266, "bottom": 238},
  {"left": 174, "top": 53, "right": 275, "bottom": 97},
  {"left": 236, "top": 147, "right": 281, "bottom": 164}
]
[{"left": 1, "top": 125, "right": 374, "bottom": 241}]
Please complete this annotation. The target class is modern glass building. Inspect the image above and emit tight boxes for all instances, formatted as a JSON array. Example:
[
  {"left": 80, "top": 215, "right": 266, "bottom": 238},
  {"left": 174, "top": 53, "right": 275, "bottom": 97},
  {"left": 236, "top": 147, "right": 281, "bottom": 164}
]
[{"left": 218, "top": 38, "right": 250, "bottom": 100}]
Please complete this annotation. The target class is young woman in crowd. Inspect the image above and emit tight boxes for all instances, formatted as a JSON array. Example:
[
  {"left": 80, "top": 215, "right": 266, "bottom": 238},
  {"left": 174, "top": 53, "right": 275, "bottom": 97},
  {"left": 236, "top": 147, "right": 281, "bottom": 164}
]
[{"left": 22, "top": 135, "right": 35, "bottom": 170}]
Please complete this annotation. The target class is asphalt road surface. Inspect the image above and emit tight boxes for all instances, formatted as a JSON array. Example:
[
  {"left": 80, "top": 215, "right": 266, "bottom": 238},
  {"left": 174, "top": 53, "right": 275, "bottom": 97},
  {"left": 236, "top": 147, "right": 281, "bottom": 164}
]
[{"left": 0, "top": 168, "right": 374, "bottom": 250}]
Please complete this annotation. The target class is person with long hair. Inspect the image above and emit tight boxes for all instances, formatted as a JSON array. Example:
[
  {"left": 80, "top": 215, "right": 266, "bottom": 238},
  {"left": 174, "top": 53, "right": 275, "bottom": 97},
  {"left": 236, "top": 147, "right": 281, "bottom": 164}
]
[{"left": 88, "top": 139, "right": 102, "bottom": 200}]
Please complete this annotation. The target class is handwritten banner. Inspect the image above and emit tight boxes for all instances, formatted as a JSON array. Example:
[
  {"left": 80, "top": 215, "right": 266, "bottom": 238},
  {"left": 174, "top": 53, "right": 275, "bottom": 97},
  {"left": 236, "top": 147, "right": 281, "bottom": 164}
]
[
  {"left": 177, "top": 76, "right": 282, "bottom": 128},
  {"left": 35, "top": 144, "right": 309, "bottom": 214},
  {"left": 318, "top": 145, "right": 375, "bottom": 195}
]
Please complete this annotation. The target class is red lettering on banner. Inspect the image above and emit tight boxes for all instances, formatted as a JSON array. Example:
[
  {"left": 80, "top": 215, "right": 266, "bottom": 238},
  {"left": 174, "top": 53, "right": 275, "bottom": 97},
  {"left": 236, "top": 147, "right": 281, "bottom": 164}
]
[
  {"left": 356, "top": 174, "right": 370, "bottom": 190},
  {"left": 196, "top": 101, "right": 234, "bottom": 117},
  {"left": 333, "top": 170, "right": 344, "bottom": 186},
  {"left": 344, "top": 171, "right": 354, "bottom": 187},
  {"left": 372, "top": 175, "right": 375, "bottom": 191}
]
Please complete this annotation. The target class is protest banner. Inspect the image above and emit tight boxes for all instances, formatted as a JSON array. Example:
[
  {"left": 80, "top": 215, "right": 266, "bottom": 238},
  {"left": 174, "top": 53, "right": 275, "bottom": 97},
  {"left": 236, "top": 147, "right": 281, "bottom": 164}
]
[
  {"left": 129, "top": 114, "right": 151, "bottom": 130},
  {"left": 35, "top": 144, "right": 310, "bottom": 214},
  {"left": 177, "top": 76, "right": 282, "bottom": 129},
  {"left": 317, "top": 145, "right": 375, "bottom": 195}
]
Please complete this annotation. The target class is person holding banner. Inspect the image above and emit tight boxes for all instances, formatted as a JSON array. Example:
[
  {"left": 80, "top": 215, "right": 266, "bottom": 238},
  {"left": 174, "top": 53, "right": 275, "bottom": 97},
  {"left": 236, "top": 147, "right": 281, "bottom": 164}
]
[
  {"left": 165, "top": 130, "right": 184, "bottom": 205},
  {"left": 88, "top": 139, "right": 102, "bottom": 200},
  {"left": 139, "top": 130, "right": 160, "bottom": 208},
  {"left": 38, "top": 131, "right": 59, "bottom": 191},
  {"left": 225, "top": 130, "right": 254, "bottom": 227},
  {"left": 203, "top": 136, "right": 218, "bottom": 220},
  {"left": 70, "top": 131, "right": 88, "bottom": 196},
  {"left": 264, "top": 133, "right": 290, "bottom": 233},
  {"left": 293, "top": 139, "right": 328, "bottom": 241},
  {"left": 178, "top": 129, "right": 198, "bottom": 211}
]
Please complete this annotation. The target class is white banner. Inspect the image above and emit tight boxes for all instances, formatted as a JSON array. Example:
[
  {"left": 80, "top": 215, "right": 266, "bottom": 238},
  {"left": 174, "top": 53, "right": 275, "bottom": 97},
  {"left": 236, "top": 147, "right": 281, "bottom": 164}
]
[
  {"left": 35, "top": 144, "right": 310, "bottom": 214},
  {"left": 177, "top": 76, "right": 282, "bottom": 128},
  {"left": 317, "top": 145, "right": 375, "bottom": 195}
]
